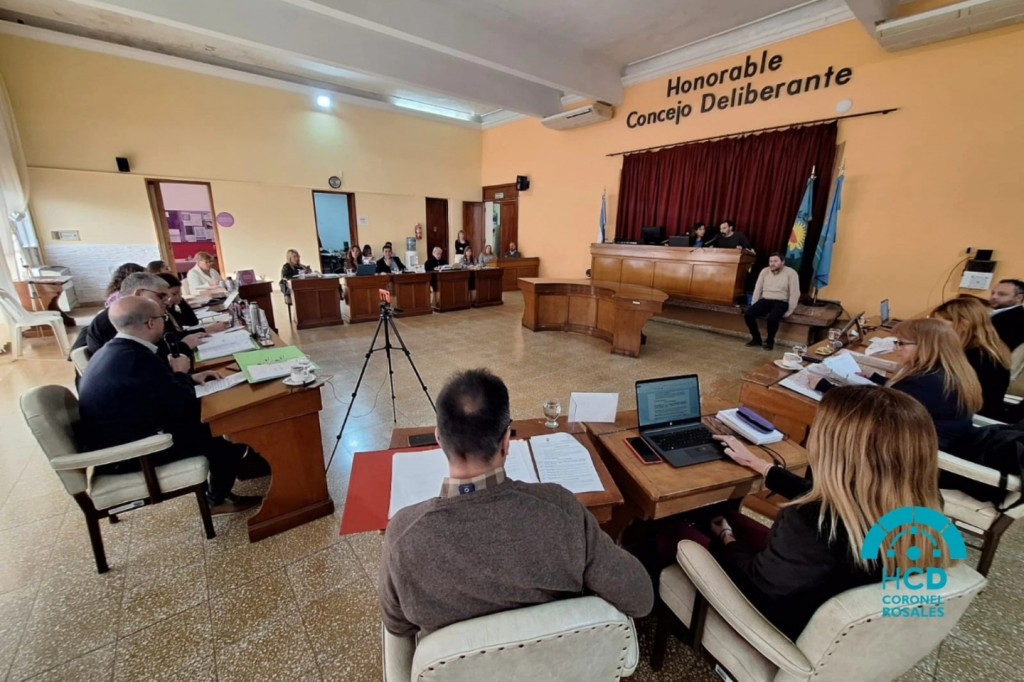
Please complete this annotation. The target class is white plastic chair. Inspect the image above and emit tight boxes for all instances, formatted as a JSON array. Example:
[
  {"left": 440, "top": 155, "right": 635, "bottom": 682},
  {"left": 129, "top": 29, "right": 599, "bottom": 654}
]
[{"left": 0, "top": 288, "right": 70, "bottom": 357}]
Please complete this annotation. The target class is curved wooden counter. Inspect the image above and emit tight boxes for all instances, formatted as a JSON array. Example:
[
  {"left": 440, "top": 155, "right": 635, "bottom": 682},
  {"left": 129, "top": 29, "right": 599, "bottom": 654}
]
[{"left": 519, "top": 278, "right": 668, "bottom": 358}]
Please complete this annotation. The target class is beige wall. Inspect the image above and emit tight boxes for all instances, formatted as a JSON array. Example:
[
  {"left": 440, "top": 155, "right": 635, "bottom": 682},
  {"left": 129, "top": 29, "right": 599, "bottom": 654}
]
[
  {"left": 482, "top": 21, "right": 1024, "bottom": 317},
  {"left": 0, "top": 34, "right": 480, "bottom": 292}
]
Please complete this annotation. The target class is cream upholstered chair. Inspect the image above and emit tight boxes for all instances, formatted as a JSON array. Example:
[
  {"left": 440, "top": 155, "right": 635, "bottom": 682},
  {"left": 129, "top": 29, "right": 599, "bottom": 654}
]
[
  {"left": 382, "top": 596, "right": 639, "bottom": 682},
  {"left": 69, "top": 346, "right": 91, "bottom": 376},
  {"left": 20, "top": 385, "right": 215, "bottom": 574},
  {"left": 653, "top": 540, "right": 985, "bottom": 682},
  {"left": 0, "top": 288, "right": 70, "bottom": 357}
]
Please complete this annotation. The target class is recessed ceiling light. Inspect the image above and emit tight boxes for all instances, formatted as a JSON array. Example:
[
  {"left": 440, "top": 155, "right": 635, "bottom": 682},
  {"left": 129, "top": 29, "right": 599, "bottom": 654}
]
[{"left": 316, "top": 95, "right": 332, "bottom": 109}]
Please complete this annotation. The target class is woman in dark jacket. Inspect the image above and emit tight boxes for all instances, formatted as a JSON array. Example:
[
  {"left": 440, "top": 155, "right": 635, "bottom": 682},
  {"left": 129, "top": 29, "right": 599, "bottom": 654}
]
[
  {"left": 932, "top": 297, "right": 1012, "bottom": 419},
  {"left": 814, "top": 318, "right": 982, "bottom": 451},
  {"left": 701, "top": 387, "right": 949, "bottom": 639}
]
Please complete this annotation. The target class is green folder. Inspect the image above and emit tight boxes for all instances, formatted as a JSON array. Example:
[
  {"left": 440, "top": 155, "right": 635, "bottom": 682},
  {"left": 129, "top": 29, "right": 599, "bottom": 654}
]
[{"left": 233, "top": 346, "right": 318, "bottom": 383}]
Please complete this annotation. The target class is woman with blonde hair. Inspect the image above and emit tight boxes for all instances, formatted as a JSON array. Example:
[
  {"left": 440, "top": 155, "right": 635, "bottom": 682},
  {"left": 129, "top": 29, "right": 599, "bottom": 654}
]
[
  {"left": 932, "top": 297, "right": 1011, "bottom": 418},
  {"left": 280, "top": 248, "right": 311, "bottom": 280},
  {"left": 698, "top": 386, "right": 949, "bottom": 639},
  {"left": 815, "top": 317, "right": 982, "bottom": 450}
]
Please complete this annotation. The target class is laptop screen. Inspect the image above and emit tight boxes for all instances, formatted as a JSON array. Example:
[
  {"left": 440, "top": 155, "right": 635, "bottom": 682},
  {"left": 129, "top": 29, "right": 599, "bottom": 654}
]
[
  {"left": 636, "top": 375, "right": 701, "bottom": 429},
  {"left": 881, "top": 299, "right": 890, "bottom": 324}
]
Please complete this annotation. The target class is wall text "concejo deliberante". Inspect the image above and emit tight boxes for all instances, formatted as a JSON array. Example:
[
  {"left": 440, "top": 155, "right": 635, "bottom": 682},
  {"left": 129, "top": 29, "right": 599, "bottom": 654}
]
[{"left": 625, "top": 50, "right": 854, "bottom": 129}]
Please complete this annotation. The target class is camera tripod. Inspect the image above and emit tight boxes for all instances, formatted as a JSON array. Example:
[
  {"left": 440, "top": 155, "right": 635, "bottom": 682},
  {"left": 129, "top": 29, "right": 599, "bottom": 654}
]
[{"left": 325, "top": 298, "right": 434, "bottom": 471}]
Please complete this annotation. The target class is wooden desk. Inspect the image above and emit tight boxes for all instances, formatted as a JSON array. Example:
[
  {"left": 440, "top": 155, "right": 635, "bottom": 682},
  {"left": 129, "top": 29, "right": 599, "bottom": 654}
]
[
  {"left": 472, "top": 268, "right": 504, "bottom": 307},
  {"left": 738, "top": 332, "right": 897, "bottom": 443},
  {"left": 201, "top": 379, "right": 334, "bottom": 541},
  {"left": 496, "top": 257, "right": 539, "bottom": 292},
  {"left": 519, "top": 278, "right": 667, "bottom": 358},
  {"left": 344, "top": 274, "right": 391, "bottom": 323},
  {"left": 391, "top": 273, "right": 433, "bottom": 317},
  {"left": 591, "top": 243, "right": 755, "bottom": 306},
  {"left": 238, "top": 281, "right": 276, "bottom": 332},
  {"left": 433, "top": 270, "right": 472, "bottom": 312},
  {"left": 387, "top": 416, "right": 623, "bottom": 524},
  {"left": 594, "top": 406, "right": 808, "bottom": 530},
  {"left": 291, "top": 276, "right": 343, "bottom": 329}
]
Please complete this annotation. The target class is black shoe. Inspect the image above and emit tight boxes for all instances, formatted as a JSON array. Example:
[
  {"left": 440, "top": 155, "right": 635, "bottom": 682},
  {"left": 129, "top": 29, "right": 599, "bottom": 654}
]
[
  {"left": 209, "top": 494, "right": 262, "bottom": 516},
  {"left": 762, "top": 341, "right": 775, "bottom": 351},
  {"left": 744, "top": 340, "right": 761, "bottom": 348}
]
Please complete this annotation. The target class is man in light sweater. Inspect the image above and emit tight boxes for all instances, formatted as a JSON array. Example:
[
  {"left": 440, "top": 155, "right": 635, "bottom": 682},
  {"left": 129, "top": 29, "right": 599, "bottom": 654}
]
[
  {"left": 379, "top": 369, "right": 654, "bottom": 638},
  {"left": 744, "top": 252, "right": 800, "bottom": 351}
]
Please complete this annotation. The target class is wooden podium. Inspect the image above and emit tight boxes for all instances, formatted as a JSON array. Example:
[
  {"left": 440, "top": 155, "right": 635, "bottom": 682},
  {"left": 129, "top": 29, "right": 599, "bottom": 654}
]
[
  {"left": 472, "top": 269, "right": 504, "bottom": 307},
  {"left": 344, "top": 274, "right": 391, "bottom": 323},
  {"left": 391, "top": 273, "right": 432, "bottom": 317},
  {"left": 201, "top": 380, "right": 334, "bottom": 541},
  {"left": 291, "top": 276, "right": 343, "bottom": 329},
  {"left": 590, "top": 243, "right": 754, "bottom": 306},
  {"left": 433, "top": 270, "right": 472, "bottom": 312}
]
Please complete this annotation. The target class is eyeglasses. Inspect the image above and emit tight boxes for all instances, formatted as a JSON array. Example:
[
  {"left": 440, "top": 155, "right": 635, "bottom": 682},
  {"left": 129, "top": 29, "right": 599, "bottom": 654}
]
[
  {"left": 139, "top": 289, "right": 169, "bottom": 301},
  {"left": 893, "top": 340, "right": 917, "bottom": 347}
]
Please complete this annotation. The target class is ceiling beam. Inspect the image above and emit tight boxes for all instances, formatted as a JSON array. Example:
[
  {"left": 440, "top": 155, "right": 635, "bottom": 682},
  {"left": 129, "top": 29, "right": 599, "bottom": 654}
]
[
  {"left": 284, "top": 0, "right": 624, "bottom": 104},
  {"left": 70, "top": 0, "right": 567, "bottom": 116},
  {"left": 844, "top": 0, "right": 900, "bottom": 31}
]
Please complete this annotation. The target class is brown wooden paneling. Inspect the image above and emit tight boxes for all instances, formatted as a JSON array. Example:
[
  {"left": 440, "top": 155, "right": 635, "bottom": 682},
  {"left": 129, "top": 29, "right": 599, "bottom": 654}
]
[
  {"left": 499, "top": 201, "right": 518, "bottom": 255},
  {"left": 392, "top": 273, "right": 432, "bottom": 317},
  {"left": 434, "top": 270, "right": 472, "bottom": 312},
  {"left": 292, "top": 277, "right": 343, "bottom": 329},
  {"left": 567, "top": 294, "right": 597, "bottom": 328},
  {"left": 482, "top": 183, "right": 518, "bottom": 202},
  {"left": 496, "top": 257, "right": 539, "bottom": 291},
  {"left": 344, "top": 274, "right": 391, "bottom": 323},
  {"left": 462, "top": 202, "right": 484, "bottom": 257},
  {"left": 652, "top": 261, "right": 693, "bottom": 296},
  {"left": 425, "top": 198, "right": 448, "bottom": 259},
  {"left": 537, "top": 294, "right": 569, "bottom": 328},
  {"left": 620, "top": 259, "right": 655, "bottom": 288},
  {"left": 591, "top": 256, "right": 621, "bottom": 282},
  {"left": 471, "top": 269, "right": 504, "bottom": 307}
]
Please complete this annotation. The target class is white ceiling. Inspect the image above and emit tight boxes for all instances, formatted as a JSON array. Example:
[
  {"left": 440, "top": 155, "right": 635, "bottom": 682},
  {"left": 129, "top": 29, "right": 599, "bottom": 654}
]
[{"left": 0, "top": 0, "right": 871, "bottom": 126}]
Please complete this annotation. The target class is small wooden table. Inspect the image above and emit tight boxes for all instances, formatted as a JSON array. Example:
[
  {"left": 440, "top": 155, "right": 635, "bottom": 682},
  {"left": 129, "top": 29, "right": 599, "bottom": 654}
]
[
  {"left": 591, "top": 405, "right": 808, "bottom": 536},
  {"left": 201, "top": 378, "right": 334, "bottom": 541},
  {"left": 291, "top": 276, "right": 343, "bottom": 329},
  {"left": 433, "top": 270, "right": 472, "bottom": 312},
  {"left": 472, "top": 268, "right": 504, "bottom": 307},
  {"left": 519, "top": 278, "right": 668, "bottom": 358},
  {"left": 238, "top": 281, "right": 276, "bottom": 332},
  {"left": 382, "top": 416, "right": 624, "bottom": 525},
  {"left": 344, "top": 274, "right": 391, "bottom": 323},
  {"left": 391, "top": 272, "right": 433, "bottom": 317}
]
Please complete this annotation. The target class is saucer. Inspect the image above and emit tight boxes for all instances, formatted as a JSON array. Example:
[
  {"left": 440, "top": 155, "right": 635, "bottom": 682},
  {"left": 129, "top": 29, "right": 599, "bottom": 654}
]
[
  {"left": 283, "top": 376, "right": 315, "bottom": 387},
  {"left": 773, "top": 359, "right": 804, "bottom": 371}
]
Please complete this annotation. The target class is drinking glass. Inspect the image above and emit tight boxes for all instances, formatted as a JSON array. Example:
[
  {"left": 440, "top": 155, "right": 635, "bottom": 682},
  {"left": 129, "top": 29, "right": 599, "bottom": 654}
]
[
  {"left": 792, "top": 344, "right": 807, "bottom": 358},
  {"left": 543, "top": 400, "right": 561, "bottom": 429},
  {"left": 827, "top": 328, "right": 841, "bottom": 342}
]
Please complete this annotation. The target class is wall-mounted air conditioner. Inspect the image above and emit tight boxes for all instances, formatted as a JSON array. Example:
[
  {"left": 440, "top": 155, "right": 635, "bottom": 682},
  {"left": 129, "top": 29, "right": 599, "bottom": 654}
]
[{"left": 541, "top": 102, "right": 614, "bottom": 131}]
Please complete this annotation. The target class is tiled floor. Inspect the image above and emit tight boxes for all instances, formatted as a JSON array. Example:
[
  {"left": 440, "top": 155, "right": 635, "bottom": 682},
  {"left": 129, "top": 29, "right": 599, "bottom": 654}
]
[{"left": 0, "top": 292, "right": 1020, "bottom": 681}]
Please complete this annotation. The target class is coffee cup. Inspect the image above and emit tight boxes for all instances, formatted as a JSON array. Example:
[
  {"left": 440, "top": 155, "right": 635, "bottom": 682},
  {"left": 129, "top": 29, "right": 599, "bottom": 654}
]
[
  {"left": 782, "top": 352, "right": 802, "bottom": 367},
  {"left": 289, "top": 367, "right": 307, "bottom": 383}
]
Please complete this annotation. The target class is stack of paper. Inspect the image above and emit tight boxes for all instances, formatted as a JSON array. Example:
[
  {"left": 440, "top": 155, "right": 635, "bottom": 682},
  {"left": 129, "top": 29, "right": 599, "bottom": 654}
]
[
  {"left": 234, "top": 346, "right": 316, "bottom": 383},
  {"left": 504, "top": 440, "right": 539, "bottom": 483},
  {"left": 194, "top": 330, "right": 257, "bottom": 362},
  {"left": 389, "top": 449, "right": 449, "bottom": 518},
  {"left": 779, "top": 350, "right": 874, "bottom": 402},
  {"left": 530, "top": 432, "right": 604, "bottom": 494},
  {"left": 194, "top": 372, "right": 247, "bottom": 398}
]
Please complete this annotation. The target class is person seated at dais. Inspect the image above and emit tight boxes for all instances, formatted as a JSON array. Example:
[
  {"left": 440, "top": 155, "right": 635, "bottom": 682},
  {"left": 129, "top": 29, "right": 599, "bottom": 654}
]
[
  {"left": 281, "top": 249, "right": 312, "bottom": 280},
  {"left": 505, "top": 242, "right": 521, "bottom": 258},
  {"left": 676, "top": 387, "right": 949, "bottom": 640},
  {"left": 344, "top": 245, "right": 363, "bottom": 273},
  {"left": 146, "top": 260, "right": 171, "bottom": 274},
  {"left": 375, "top": 245, "right": 408, "bottom": 274},
  {"left": 157, "top": 273, "right": 230, "bottom": 335},
  {"left": 379, "top": 369, "right": 653, "bottom": 637},
  {"left": 103, "top": 262, "right": 144, "bottom": 308},
  {"left": 186, "top": 251, "right": 225, "bottom": 293},
  {"left": 480, "top": 244, "right": 497, "bottom": 266},
  {"left": 688, "top": 222, "right": 707, "bottom": 247},
  {"left": 361, "top": 244, "right": 374, "bottom": 264},
  {"left": 712, "top": 219, "right": 752, "bottom": 250},
  {"left": 458, "top": 245, "right": 478, "bottom": 268},
  {"left": 989, "top": 278, "right": 1024, "bottom": 352},
  {"left": 424, "top": 246, "right": 447, "bottom": 272},
  {"left": 77, "top": 297, "right": 261, "bottom": 515}
]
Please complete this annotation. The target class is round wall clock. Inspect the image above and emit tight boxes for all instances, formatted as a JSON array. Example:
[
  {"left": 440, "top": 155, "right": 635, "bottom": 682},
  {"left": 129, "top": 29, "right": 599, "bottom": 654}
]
[{"left": 328, "top": 175, "right": 342, "bottom": 189}]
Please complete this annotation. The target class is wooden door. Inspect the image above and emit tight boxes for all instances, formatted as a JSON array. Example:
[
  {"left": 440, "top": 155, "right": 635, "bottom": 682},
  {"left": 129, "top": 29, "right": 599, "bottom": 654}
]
[
  {"left": 499, "top": 202, "right": 518, "bottom": 256},
  {"left": 425, "top": 198, "right": 449, "bottom": 259},
  {"left": 462, "top": 202, "right": 484, "bottom": 257}
]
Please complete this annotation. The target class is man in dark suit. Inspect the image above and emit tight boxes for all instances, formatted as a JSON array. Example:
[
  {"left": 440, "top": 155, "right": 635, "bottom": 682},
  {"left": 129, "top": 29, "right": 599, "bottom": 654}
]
[
  {"left": 376, "top": 245, "right": 408, "bottom": 274},
  {"left": 77, "top": 297, "right": 260, "bottom": 515},
  {"left": 990, "top": 278, "right": 1024, "bottom": 352}
]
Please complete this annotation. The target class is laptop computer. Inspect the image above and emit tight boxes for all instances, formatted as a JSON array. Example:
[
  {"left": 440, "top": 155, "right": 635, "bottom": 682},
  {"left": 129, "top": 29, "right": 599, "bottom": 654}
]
[
  {"left": 355, "top": 263, "right": 377, "bottom": 276},
  {"left": 667, "top": 235, "right": 688, "bottom": 247},
  {"left": 880, "top": 299, "right": 901, "bottom": 329},
  {"left": 635, "top": 374, "right": 724, "bottom": 468}
]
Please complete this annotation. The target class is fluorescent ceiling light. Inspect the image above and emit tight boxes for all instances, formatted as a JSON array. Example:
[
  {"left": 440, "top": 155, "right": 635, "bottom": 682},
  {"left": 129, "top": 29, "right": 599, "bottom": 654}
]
[
  {"left": 391, "top": 97, "right": 478, "bottom": 122},
  {"left": 316, "top": 95, "right": 332, "bottom": 108}
]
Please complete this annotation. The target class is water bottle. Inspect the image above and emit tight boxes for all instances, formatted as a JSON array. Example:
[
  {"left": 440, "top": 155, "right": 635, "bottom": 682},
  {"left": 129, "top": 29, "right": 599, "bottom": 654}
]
[{"left": 248, "top": 303, "right": 260, "bottom": 338}]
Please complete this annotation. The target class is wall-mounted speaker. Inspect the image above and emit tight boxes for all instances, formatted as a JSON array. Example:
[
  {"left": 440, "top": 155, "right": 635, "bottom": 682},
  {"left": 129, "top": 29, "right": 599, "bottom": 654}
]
[
  {"left": 115, "top": 156, "right": 131, "bottom": 173},
  {"left": 516, "top": 175, "right": 530, "bottom": 192}
]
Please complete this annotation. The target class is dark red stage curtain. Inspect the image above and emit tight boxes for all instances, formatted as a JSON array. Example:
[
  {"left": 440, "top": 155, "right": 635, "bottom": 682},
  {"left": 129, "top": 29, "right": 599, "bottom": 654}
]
[{"left": 615, "top": 123, "right": 837, "bottom": 283}]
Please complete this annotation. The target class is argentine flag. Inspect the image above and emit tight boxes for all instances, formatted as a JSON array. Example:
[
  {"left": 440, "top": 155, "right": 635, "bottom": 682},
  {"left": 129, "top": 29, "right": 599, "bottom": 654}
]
[{"left": 599, "top": 190, "right": 607, "bottom": 244}]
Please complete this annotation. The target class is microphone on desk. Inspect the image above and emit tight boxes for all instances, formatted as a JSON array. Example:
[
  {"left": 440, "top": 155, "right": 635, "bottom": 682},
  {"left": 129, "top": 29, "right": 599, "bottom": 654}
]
[{"left": 691, "top": 234, "right": 718, "bottom": 252}]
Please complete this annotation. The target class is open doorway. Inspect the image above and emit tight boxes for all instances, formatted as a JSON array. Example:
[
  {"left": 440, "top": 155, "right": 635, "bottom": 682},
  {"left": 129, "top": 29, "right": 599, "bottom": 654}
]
[
  {"left": 425, "top": 197, "right": 449, "bottom": 259},
  {"left": 312, "top": 191, "right": 358, "bottom": 273},
  {"left": 146, "top": 180, "right": 222, "bottom": 280}
]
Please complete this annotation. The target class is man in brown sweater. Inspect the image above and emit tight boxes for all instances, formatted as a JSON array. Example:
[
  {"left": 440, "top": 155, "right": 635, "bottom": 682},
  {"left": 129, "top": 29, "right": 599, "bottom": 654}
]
[
  {"left": 378, "top": 369, "right": 654, "bottom": 638},
  {"left": 744, "top": 252, "right": 801, "bottom": 351}
]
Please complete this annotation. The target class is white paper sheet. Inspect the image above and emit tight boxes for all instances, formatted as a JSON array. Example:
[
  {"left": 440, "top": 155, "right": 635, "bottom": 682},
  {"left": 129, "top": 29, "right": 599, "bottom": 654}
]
[
  {"left": 568, "top": 392, "right": 619, "bottom": 423},
  {"left": 389, "top": 449, "right": 450, "bottom": 518},
  {"left": 530, "top": 432, "right": 604, "bottom": 494},
  {"left": 779, "top": 369, "right": 826, "bottom": 402},
  {"left": 194, "top": 329, "right": 256, "bottom": 361},
  {"left": 194, "top": 372, "right": 247, "bottom": 398},
  {"left": 246, "top": 361, "right": 299, "bottom": 382},
  {"left": 504, "top": 440, "right": 539, "bottom": 483},
  {"left": 822, "top": 351, "right": 875, "bottom": 386},
  {"left": 865, "top": 336, "right": 898, "bottom": 356}
]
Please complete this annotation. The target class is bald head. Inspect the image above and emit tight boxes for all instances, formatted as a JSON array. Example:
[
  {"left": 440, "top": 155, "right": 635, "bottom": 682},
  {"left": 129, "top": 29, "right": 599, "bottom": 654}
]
[{"left": 109, "top": 296, "right": 164, "bottom": 343}]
